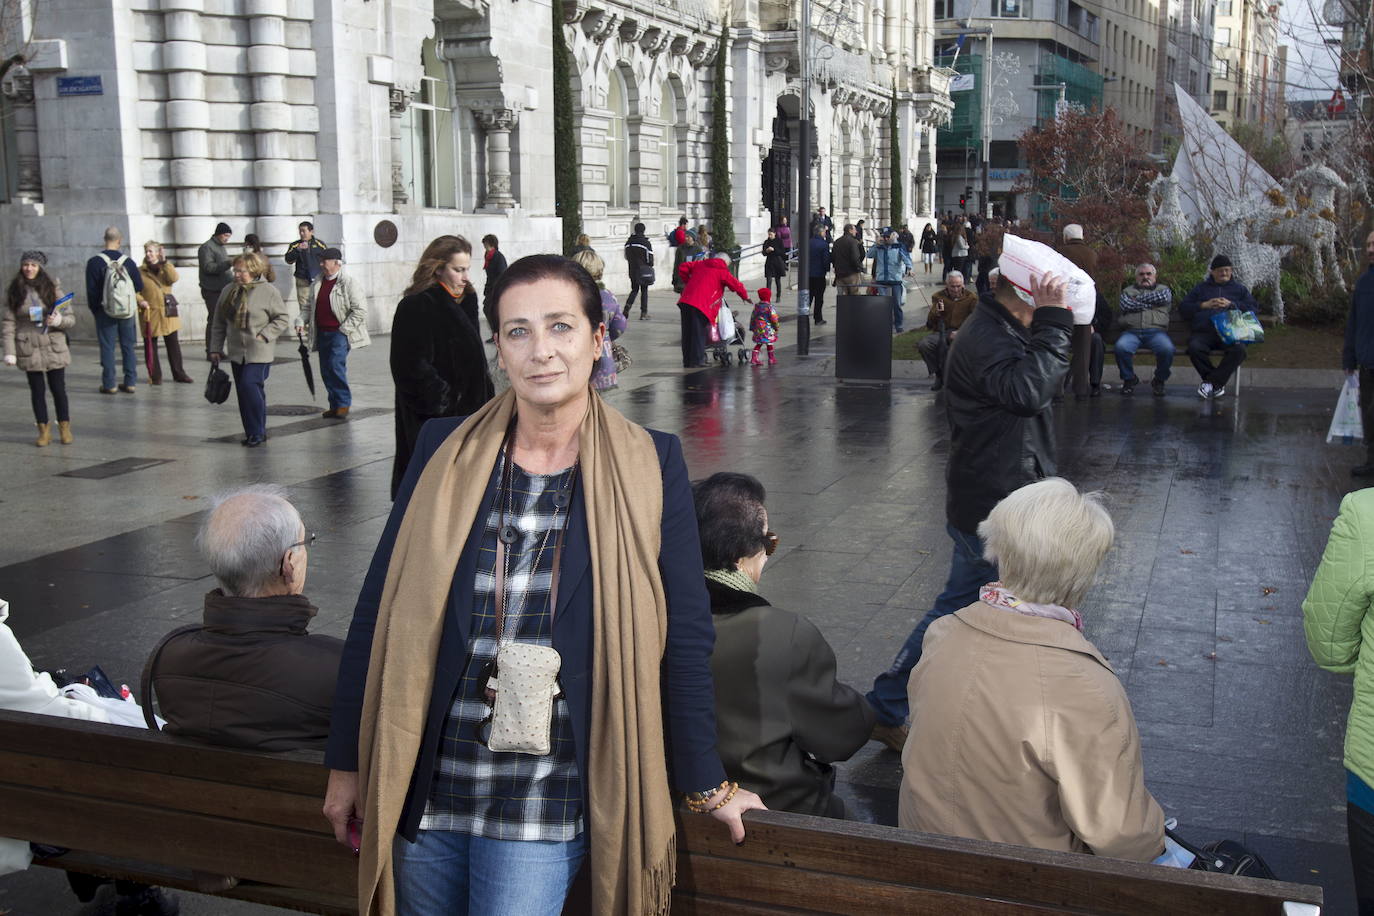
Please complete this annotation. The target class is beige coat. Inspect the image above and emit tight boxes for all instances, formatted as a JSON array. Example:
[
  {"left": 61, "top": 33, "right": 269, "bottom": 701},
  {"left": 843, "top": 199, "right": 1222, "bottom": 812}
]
[
  {"left": 899, "top": 601, "right": 1164, "bottom": 862},
  {"left": 138, "top": 259, "right": 182, "bottom": 338},
  {"left": 3, "top": 283, "right": 74, "bottom": 372},
  {"left": 302, "top": 270, "right": 371, "bottom": 350},
  {"left": 208, "top": 280, "right": 290, "bottom": 364}
]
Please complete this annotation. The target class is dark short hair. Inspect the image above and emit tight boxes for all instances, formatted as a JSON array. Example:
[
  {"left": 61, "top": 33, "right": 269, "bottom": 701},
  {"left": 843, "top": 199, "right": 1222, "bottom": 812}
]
[
  {"left": 634, "top": 222, "right": 645, "bottom": 234},
  {"left": 488, "top": 254, "right": 601, "bottom": 331},
  {"left": 678, "top": 217, "right": 689, "bottom": 226},
  {"left": 693, "top": 472, "right": 768, "bottom": 572},
  {"left": 299, "top": 221, "right": 314, "bottom": 231},
  {"left": 482, "top": 234, "right": 499, "bottom": 248}
]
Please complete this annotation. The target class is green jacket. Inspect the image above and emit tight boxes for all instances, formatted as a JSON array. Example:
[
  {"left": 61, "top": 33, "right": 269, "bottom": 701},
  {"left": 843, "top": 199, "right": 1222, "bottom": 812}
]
[{"left": 1303, "top": 488, "right": 1374, "bottom": 786}]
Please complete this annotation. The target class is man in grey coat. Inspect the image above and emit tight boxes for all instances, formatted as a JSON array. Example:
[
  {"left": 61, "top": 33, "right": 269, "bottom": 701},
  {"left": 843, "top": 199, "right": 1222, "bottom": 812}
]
[{"left": 198, "top": 222, "right": 234, "bottom": 355}]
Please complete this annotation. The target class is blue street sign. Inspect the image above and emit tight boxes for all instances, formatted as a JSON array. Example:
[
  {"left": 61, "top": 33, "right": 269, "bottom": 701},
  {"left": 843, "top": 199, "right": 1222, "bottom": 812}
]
[{"left": 57, "top": 76, "right": 103, "bottom": 97}]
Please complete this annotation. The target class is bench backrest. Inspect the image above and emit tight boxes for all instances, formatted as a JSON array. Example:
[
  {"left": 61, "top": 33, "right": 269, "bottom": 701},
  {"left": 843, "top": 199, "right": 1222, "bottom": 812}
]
[{"left": 0, "top": 710, "right": 1322, "bottom": 915}]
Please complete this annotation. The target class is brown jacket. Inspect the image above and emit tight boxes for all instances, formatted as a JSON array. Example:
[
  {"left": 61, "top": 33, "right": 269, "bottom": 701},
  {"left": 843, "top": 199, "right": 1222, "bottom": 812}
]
[
  {"left": 927, "top": 287, "right": 978, "bottom": 331},
  {"left": 1058, "top": 238, "right": 1099, "bottom": 282},
  {"left": 899, "top": 601, "right": 1164, "bottom": 862},
  {"left": 3, "top": 283, "right": 74, "bottom": 372},
  {"left": 138, "top": 259, "right": 182, "bottom": 338},
  {"left": 148, "top": 590, "right": 344, "bottom": 752}
]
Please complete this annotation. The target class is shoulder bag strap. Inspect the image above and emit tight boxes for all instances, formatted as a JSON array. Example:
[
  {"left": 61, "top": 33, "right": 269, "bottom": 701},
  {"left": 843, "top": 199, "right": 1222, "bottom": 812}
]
[{"left": 139, "top": 623, "right": 203, "bottom": 730}]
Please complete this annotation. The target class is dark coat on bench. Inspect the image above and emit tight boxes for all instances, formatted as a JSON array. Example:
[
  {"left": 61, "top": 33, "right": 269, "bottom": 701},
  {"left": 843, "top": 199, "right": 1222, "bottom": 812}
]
[
  {"left": 706, "top": 579, "right": 874, "bottom": 818},
  {"left": 327, "top": 417, "right": 726, "bottom": 841},
  {"left": 150, "top": 591, "right": 343, "bottom": 752},
  {"left": 1179, "top": 277, "right": 1259, "bottom": 334}
]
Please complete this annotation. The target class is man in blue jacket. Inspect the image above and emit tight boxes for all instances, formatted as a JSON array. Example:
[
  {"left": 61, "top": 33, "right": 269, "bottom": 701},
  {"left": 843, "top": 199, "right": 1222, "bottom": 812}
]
[
  {"left": 1344, "top": 231, "right": 1374, "bottom": 476},
  {"left": 85, "top": 226, "right": 144, "bottom": 394},
  {"left": 867, "top": 228, "right": 914, "bottom": 333},
  {"left": 1179, "top": 254, "right": 1258, "bottom": 399},
  {"left": 807, "top": 226, "right": 832, "bottom": 325}
]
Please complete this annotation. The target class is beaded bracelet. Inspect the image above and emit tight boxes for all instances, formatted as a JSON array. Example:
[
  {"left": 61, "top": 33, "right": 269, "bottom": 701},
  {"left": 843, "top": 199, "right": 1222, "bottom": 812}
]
[{"left": 684, "top": 779, "right": 736, "bottom": 814}]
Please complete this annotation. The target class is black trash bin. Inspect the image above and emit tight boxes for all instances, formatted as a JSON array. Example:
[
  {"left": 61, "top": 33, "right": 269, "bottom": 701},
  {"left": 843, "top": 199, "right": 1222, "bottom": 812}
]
[{"left": 835, "top": 292, "right": 893, "bottom": 381}]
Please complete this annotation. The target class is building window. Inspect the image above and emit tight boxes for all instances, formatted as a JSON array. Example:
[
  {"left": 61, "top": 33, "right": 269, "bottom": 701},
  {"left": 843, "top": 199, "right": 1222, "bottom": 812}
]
[
  {"left": 1188, "top": 69, "right": 1198, "bottom": 94},
  {"left": 1166, "top": 56, "right": 1176, "bottom": 82},
  {"left": 1216, "top": 0, "right": 1232, "bottom": 14},
  {"left": 1213, "top": 57, "right": 1229, "bottom": 78},
  {"left": 1213, "top": 89, "right": 1228, "bottom": 110},
  {"left": 401, "top": 38, "right": 457, "bottom": 209},
  {"left": 606, "top": 69, "right": 629, "bottom": 209},
  {"left": 935, "top": 0, "right": 954, "bottom": 18},
  {"left": 992, "top": 0, "right": 1030, "bottom": 18},
  {"left": 1214, "top": 26, "right": 1230, "bottom": 45},
  {"left": 659, "top": 83, "right": 678, "bottom": 209}
]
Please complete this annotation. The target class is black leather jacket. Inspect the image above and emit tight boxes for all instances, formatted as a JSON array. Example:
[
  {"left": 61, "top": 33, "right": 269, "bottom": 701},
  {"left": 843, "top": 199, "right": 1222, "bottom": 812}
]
[{"left": 944, "top": 293, "right": 1073, "bottom": 535}]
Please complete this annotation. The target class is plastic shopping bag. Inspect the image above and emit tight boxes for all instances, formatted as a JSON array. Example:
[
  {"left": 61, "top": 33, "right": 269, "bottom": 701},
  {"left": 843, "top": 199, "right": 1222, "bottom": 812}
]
[
  {"left": 998, "top": 234, "right": 1097, "bottom": 325},
  {"left": 1328, "top": 376, "right": 1364, "bottom": 443},
  {"left": 1211, "top": 309, "right": 1265, "bottom": 345},
  {"left": 715, "top": 303, "right": 735, "bottom": 343}
]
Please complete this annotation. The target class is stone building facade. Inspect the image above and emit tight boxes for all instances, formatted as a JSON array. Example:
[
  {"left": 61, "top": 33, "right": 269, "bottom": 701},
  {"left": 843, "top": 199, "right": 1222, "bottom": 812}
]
[{"left": 0, "top": 0, "right": 949, "bottom": 340}]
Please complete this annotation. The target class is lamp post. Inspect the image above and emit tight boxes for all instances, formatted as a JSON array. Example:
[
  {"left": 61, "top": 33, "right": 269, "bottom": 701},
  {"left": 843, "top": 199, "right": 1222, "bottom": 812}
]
[{"left": 796, "top": 0, "right": 813, "bottom": 356}]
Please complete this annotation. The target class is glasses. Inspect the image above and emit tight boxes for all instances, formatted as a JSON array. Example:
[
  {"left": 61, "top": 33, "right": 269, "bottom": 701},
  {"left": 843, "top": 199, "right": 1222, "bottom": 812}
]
[
  {"left": 287, "top": 532, "right": 317, "bottom": 552},
  {"left": 763, "top": 531, "right": 779, "bottom": 557}
]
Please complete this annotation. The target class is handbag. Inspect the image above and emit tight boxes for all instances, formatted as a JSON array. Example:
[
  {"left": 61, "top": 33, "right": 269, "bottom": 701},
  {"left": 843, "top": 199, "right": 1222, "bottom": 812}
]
[
  {"left": 162, "top": 292, "right": 180, "bottom": 318},
  {"left": 1165, "top": 827, "right": 1277, "bottom": 879},
  {"left": 715, "top": 301, "right": 736, "bottom": 343},
  {"left": 204, "top": 364, "right": 232, "bottom": 404},
  {"left": 1211, "top": 308, "right": 1264, "bottom": 345},
  {"left": 484, "top": 642, "right": 563, "bottom": 754},
  {"left": 612, "top": 342, "right": 632, "bottom": 373}
]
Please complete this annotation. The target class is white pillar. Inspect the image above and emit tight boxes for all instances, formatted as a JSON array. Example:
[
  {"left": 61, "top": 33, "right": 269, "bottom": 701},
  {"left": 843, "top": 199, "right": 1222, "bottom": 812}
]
[
  {"left": 163, "top": 0, "right": 213, "bottom": 247},
  {"left": 475, "top": 108, "right": 518, "bottom": 210}
]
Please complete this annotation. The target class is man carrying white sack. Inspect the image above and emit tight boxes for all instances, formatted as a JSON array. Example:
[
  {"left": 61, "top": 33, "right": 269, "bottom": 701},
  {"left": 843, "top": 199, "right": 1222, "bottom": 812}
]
[{"left": 865, "top": 235, "right": 1091, "bottom": 751}]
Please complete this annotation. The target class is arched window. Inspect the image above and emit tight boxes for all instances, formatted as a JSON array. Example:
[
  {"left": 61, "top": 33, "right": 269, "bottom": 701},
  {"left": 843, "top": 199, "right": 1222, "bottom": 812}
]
[
  {"left": 607, "top": 69, "right": 629, "bottom": 209},
  {"left": 400, "top": 37, "right": 457, "bottom": 209},
  {"left": 659, "top": 83, "right": 678, "bottom": 209}
]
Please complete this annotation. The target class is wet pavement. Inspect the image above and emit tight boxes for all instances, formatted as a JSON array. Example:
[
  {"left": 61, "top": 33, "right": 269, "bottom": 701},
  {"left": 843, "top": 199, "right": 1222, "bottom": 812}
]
[{"left": 0, "top": 272, "right": 1363, "bottom": 913}]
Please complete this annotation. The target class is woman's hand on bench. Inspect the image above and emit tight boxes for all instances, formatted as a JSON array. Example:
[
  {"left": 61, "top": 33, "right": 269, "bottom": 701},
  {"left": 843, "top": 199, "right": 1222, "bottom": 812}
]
[
  {"left": 709, "top": 786, "right": 767, "bottom": 845},
  {"left": 323, "top": 769, "right": 361, "bottom": 850}
]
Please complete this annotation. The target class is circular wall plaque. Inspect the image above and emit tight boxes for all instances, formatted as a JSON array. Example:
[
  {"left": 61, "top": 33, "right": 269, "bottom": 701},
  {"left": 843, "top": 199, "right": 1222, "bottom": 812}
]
[{"left": 374, "top": 219, "right": 398, "bottom": 248}]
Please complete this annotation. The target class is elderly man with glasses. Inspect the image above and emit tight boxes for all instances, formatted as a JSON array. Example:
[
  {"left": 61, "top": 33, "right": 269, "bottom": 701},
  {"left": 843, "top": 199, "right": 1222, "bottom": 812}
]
[{"left": 142, "top": 484, "right": 343, "bottom": 751}]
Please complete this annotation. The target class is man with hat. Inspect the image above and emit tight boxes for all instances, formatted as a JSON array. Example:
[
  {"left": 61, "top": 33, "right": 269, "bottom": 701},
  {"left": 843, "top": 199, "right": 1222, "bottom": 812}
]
[
  {"left": 198, "top": 222, "right": 234, "bottom": 355},
  {"left": 1179, "top": 254, "right": 1259, "bottom": 399},
  {"left": 297, "top": 247, "right": 370, "bottom": 419},
  {"left": 867, "top": 227, "right": 914, "bottom": 333}
]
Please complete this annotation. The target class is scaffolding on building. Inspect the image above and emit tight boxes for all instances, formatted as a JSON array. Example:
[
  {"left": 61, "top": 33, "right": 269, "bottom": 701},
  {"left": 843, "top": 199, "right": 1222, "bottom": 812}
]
[
  {"left": 1034, "top": 54, "right": 1104, "bottom": 123},
  {"left": 936, "top": 53, "right": 983, "bottom": 152}
]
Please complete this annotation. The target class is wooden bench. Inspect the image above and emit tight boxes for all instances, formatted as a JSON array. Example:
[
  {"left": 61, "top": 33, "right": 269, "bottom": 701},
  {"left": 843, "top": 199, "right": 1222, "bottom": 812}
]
[{"left": 0, "top": 710, "right": 1323, "bottom": 914}]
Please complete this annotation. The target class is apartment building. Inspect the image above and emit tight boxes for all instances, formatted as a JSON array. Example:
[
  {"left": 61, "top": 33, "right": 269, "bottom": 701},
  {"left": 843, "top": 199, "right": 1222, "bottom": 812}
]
[
  {"left": 1209, "top": 0, "right": 1286, "bottom": 132},
  {"left": 1152, "top": 0, "right": 1216, "bottom": 154}
]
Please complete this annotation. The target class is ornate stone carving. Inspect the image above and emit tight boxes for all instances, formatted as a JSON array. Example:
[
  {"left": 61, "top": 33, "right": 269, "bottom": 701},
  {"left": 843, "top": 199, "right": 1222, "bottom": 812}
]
[
  {"left": 618, "top": 17, "right": 646, "bottom": 43},
  {"left": 474, "top": 107, "right": 519, "bottom": 210},
  {"left": 686, "top": 39, "right": 713, "bottom": 66},
  {"left": 475, "top": 107, "right": 518, "bottom": 132},
  {"left": 763, "top": 52, "right": 793, "bottom": 75},
  {"left": 389, "top": 88, "right": 409, "bottom": 114},
  {"left": 583, "top": 9, "right": 620, "bottom": 44},
  {"left": 640, "top": 27, "right": 672, "bottom": 56}
]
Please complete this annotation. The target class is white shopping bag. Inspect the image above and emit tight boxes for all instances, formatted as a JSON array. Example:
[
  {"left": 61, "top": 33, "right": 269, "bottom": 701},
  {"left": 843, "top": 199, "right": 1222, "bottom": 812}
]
[
  {"left": 716, "top": 304, "right": 735, "bottom": 343},
  {"left": 998, "top": 234, "right": 1096, "bottom": 325},
  {"left": 1327, "top": 377, "right": 1364, "bottom": 443}
]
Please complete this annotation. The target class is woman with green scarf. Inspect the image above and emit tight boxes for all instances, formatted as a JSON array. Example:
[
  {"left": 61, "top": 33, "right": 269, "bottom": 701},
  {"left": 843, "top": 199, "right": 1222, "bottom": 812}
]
[
  {"left": 208, "top": 252, "right": 290, "bottom": 447},
  {"left": 693, "top": 471, "right": 874, "bottom": 818}
]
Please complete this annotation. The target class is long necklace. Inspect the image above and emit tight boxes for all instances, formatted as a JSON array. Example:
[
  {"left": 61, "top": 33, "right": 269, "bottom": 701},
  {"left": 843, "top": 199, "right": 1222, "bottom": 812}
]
[{"left": 495, "top": 457, "right": 577, "bottom": 645}]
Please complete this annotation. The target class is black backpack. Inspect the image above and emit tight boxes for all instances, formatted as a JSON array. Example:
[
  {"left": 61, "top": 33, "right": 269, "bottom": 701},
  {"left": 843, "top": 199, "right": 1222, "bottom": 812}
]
[{"left": 1166, "top": 828, "right": 1277, "bottom": 879}]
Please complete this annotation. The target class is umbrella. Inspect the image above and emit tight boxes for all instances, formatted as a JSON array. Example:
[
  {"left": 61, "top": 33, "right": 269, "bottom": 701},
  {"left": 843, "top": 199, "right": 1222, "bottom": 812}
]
[
  {"left": 142, "top": 315, "right": 155, "bottom": 378},
  {"left": 297, "top": 331, "right": 316, "bottom": 399}
]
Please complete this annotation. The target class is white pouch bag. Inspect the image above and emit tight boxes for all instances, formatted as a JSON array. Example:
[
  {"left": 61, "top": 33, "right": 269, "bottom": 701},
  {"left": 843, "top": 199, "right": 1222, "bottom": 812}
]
[
  {"left": 716, "top": 303, "right": 736, "bottom": 343},
  {"left": 484, "top": 643, "right": 562, "bottom": 755},
  {"left": 998, "top": 233, "right": 1097, "bottom": 325}
]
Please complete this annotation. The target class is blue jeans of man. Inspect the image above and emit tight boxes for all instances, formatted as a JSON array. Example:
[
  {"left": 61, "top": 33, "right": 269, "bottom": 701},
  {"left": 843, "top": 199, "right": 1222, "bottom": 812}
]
[
  {"left": 230, "top": 361, "right": 270, "bottom": 440},
  {"left": 1114, "top": 327, "right": 1175, "bottom": 383},
  {"left": 94, "top": 311, "right": 138, "bottom": 389},
  {"left": 393, "top": 830, "right": 588, "bottom": 916},
  {"left": 866, "top": 523, "right": 998, "bottom": 726},
  {"left": 316, "top": 330, "right": 352, "bottom": 409},
  {"left": 879, "top": 281, "right": 905, "bottom": 331}
]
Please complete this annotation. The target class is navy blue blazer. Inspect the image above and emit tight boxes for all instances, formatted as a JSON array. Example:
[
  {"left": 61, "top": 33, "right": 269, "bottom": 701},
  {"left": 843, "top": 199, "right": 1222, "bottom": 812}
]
[{"left": 326, "top": 417, "right": 725, "bottom": 839}]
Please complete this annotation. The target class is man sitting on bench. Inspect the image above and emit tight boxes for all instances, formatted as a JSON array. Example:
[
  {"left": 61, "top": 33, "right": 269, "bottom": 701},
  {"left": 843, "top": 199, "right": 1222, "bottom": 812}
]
[{"left": 144, "top": 485, "right": 343, "bottom": 751}]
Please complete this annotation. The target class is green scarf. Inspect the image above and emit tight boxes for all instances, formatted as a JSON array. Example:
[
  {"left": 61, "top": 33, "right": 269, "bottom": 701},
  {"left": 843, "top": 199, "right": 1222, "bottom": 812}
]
[{"left": 704, "top": 567, "right": 758, "bottom": 594}]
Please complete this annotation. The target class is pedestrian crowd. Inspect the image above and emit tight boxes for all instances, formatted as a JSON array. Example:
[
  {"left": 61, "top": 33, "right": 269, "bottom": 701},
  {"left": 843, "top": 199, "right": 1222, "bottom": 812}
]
[{"left": 8, "top": 216, "right": 1374, "bottom": 916}]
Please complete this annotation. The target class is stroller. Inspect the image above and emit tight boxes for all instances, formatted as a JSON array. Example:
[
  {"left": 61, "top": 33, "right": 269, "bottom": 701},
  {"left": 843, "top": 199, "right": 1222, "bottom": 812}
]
[{"left": 707, "top": 302, "right": 749, "bottom": 367}]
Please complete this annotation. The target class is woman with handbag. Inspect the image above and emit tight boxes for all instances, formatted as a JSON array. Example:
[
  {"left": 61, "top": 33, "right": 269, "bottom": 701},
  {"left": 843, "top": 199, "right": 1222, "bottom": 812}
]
[
  {"left": 2, "top": 251, "right": 75, "bottom": 446},
  {"left": 573, "top": 250, "right": 628, "bottom": 391},
  {"left": 389, "top": 235, "right": 494, "bottom": 500},
  {"left": 208, "top": 252, "right": 290, "bottom": 448},
  {"left": 323, "top": 254, "right": 764, "bottom": 916},
  {"left": 140, "top": 241, "right": 193, "bottom": 385}
]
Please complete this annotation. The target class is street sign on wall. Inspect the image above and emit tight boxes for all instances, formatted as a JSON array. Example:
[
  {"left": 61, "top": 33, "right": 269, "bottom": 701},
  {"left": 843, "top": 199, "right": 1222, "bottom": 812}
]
[{"left": 56, "top": 76, "right": 102, "bottom": 97}]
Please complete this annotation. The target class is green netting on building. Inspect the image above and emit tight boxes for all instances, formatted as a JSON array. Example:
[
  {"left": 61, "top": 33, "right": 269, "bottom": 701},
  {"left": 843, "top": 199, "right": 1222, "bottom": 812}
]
[
  {"left": 1035, "top": 54, "right": 1103, "bottom": 123},
  {"left": 936, "top": 54, "right": 981, "bottom": 150}
]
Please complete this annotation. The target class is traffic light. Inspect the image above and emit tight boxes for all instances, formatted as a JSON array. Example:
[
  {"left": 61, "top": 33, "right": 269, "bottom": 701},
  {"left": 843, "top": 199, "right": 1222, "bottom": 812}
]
[{"left": 959, "top": 194, "right": 966, "bottom": 209}]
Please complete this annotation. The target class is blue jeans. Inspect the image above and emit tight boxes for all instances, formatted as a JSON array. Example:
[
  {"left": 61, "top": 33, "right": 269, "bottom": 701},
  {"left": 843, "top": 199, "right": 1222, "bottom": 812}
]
[
  {"left": 1114, "top": 327, "right": 1175, "bottom": 383},
  {"left": 879, "top": 281, "right": 905, "bottom": 331},
  {"left": 393, "top": 830, "right": 587, "bottom": 916},
  {"left": 230, "top": 361, "right": 270, "bottom": 440},
  {"left": 94, "top": 311, "right": 138, "bottom": 389},
  {"left": 316, "top": 330, "right": 352, "bottom": 408},
  {"left": 867, "top": 523, "right": 998, "bottom": 725}
]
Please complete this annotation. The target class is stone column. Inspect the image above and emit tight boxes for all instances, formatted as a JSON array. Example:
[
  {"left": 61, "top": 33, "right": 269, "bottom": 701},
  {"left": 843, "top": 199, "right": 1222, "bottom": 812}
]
[
  {"left": 163, "top": 0, "right": 213, "bottom": 247},
  {"left": 247, "top": 0, "right": 294, "bottom": 242},
  {"left": 475, "top": 107, "right": 518, "bottom": 210},
  {"left": 2, "top": 70, "right": 41, "bottom": 203},
  {"left": 389, "top": 89, "right": 409, "bottom": 208}
]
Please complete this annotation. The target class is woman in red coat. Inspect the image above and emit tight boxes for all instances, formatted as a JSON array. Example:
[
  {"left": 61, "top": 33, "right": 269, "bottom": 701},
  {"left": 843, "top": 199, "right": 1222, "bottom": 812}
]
[{"left": 676, "top": 254, "right": 750, "bottom": 367}]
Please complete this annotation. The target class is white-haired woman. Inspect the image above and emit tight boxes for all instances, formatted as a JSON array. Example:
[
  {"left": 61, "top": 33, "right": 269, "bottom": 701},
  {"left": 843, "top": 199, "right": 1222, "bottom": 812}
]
[{"left": 899, "top": 477, "right": 1165, "bottom": 862}]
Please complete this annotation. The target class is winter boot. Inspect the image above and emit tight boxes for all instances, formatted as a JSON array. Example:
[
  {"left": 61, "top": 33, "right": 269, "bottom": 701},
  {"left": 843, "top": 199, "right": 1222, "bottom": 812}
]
[
  {"left": 34, "top": 422, "right": 50, "bottom": 447},
  {"left": 58, "top": 421, "right": 73, "bottom": 444},
  {"left": 750, "top": 350, "right": 761, "bottom": 367},
  {"left": 768, "top": 349, "right": 777, "bottom": 366}
]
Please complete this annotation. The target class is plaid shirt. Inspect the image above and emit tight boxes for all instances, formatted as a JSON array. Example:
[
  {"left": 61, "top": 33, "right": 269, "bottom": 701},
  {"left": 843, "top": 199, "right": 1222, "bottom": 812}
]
[{"left": 420, "top": 461, "right": 583, "bottom": 841}]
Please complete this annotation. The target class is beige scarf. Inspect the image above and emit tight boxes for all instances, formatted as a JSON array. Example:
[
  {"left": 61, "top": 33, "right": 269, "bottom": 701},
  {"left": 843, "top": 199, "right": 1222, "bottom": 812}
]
[{"left": 355, "top": 387, "right": 676, "bottom": 915}]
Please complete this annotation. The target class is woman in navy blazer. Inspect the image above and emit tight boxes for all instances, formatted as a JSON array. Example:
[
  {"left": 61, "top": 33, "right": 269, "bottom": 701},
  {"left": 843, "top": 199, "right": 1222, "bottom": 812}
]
[{"left": 323, "top": 255, "right": 762, "bottom": 915}]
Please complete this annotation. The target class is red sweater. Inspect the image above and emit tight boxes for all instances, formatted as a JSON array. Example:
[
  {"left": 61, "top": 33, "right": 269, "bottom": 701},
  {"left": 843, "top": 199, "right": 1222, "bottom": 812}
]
[{"left": 676, "top": 258, "right": 749, "bottom": 322}]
